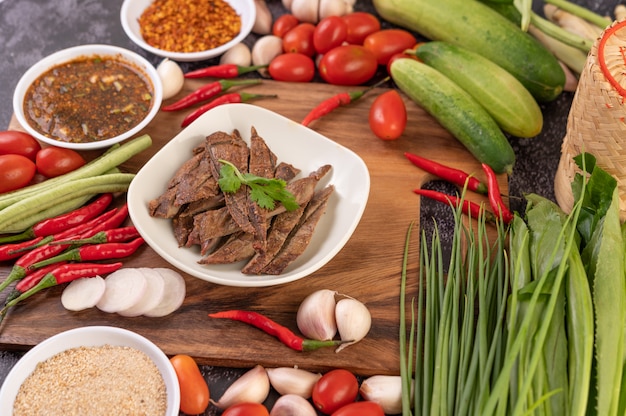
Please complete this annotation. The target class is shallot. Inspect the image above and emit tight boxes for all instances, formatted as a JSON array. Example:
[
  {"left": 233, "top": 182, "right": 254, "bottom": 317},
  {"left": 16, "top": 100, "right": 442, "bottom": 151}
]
[{"left": 213, "top": 365, "right": 270, "bottom": 409}]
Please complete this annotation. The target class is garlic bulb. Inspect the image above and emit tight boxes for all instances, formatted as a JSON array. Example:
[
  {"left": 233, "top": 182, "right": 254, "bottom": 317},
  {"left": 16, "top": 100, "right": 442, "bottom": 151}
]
[
  {"left": 251, "top": 35, "right": 283, "bottom": 76},
  {"left": 220, "top": 43, "right": 252, "bottom": 67},
  {"left": 266, "top": 367, "right": 322, "bottom": 398},
  {"left": 335, "top": 297, "right": 371, "bottom": 352},
  {"left": 156, "top": 58, "right": 184, "bottom": 100},
  {"left": 319, "top": 0, "right": 354, "bottom": 20},
  {"left": 252, "top": 0, "right": 273, "bottom": 35},
  {"left": 297, "top": 289, "right": 337, "bottom": 341},
  {"left": 213, "top": 365, "right": 270, "bottom": 409},
  {"left": 270, "top": 394, "right": 318, "bottom": 416},
  {"left": 359, "top": 375, "right": 406, "bottom": 415},
  {"left": 291, "top": 0, "right": 318, "bottom": 23}
]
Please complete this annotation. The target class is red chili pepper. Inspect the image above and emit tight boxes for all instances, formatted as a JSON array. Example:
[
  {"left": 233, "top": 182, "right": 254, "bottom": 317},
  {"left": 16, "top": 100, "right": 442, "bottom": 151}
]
[
  {"left": 0, "top": 262, "right": 123, "bottom": 322},
  {"left": 413, "top": 188, "right": 496, "bottom": 222},
  {"left": 184, "top": 63, "right": 268, "bottom": 79},
  {"left": 162, "top": 79, "right": 262, "bottom": 111},
  {"left": 0, "top": 193, "right": 113, "bottom": 244},
  {"left": 0, "top": 237, "right": 45, "bottom": 262},
  {"left": 481, "top": 163, "right": 514, "bottom": 224},
  {"left": 50, "top": 226, "right": 140, "bottom": 246},
  {"left": 14, "top": 262, "right": 68, "bottom": 294},
  {"left": 404, "top": 152, "right": 488, "bottom": 195},
  {"left": 301, "top": 77, "right": 390, "bottom": 127},
  {"left": 209, "top": 310, "right": 347, "bottom": 351},
  {"left": 181, "top": 92, "right": 278, "bottom": 128},
  {"left": 30, "top": 237, "right": 145, "bottom": 269}
]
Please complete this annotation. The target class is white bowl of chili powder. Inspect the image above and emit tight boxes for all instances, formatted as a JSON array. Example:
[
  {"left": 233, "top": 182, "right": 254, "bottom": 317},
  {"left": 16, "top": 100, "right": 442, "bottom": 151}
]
[
  {"left": 12, "top": 44, "right": 163, "bottom": 150},
  {"left": 120, "top": 0, "right": 256, "bottom": 62},
  {"left": 0, "top": 326, "right": 180, "bottom": 416}
]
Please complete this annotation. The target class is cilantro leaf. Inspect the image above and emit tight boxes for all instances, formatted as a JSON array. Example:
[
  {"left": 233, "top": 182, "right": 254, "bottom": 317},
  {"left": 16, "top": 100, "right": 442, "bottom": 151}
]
[{"left": 218, "top": 159, "right": 299, "bottom": 211}]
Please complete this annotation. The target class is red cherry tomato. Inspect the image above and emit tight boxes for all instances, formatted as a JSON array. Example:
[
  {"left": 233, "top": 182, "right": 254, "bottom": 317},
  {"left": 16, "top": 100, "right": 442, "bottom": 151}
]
[
  {"left": 313, "top": 16, "right": 348, "bottom": 54},
  {"left": 369, "top": 90, "right": 407, "bottom": 140},
  {"left": 282, "top": 23, "right": 316, "bottom": 56},
  {"left": 386, "top": 50, "right": 420, "bottom": 75},
  {"left": 0, "top": 154, "right": 36, "bottom": 193},
  {"left": 0, "top": 130, "right": 41, "bottom": 161},
  {"left": 272, "top": 13, "right": 299, "bottom": 38},
  {"left": 363, "top": 29, "right": 418, "bottom": 65},
  {"left": 341, "top": 12, "right": 381, "bottom": 45},
  {"left": 312, "top": 369, "right": 359, "bottom": 415},
  {"left": 170, "top": 354, "right": 210, "bottom": 415},
  {"left": 331, "top": 401, "right": 385, "bottom": 416},
  {"left": 318, "top": 45, "right": 378, "bottom": 86},
  {"left": 222, "top": 402, "right": 269, "bottom": 416},
  {"left": 35, "top": 147, "right": 86, "bottom": 178},
  {"left": 269, "top": 53, "right": 315, "bottom": 82}
]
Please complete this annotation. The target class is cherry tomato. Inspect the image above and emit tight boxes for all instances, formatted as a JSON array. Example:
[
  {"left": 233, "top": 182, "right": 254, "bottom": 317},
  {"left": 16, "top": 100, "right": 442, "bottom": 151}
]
[
  {"left": 386, "top": 51, "right": 419, "bottom": 75},
  {"left": 170, "top": 354, "right": 210, "bottom": 415},
  {"left": 369, "top": 90, "right": 407, "bottom": 140},
  {"left": 35, "top": 146, "right": 86, "bottom": 178},
  {"left": 0, "top": 154, "right": 36, "bottom": 193},
  {"left": 318, "top": 45, "right": 378, "bottom": 86},
  {"left": 269, "top": 53, "right": 315, "bottom": 82},
  {"left": 222, "top": 402, "right": 269, "bottom": 416},
  {"left": 313, "top": 16, "right": 348, "bottom": 54},
  {"left": 282, "top": 23, "right": 316, "bottom": 56},
  {"left": 272, "top": 13, "right": 299, "bottom": 38},
  {"left": 312, "top": 369, "right": 359, "bottom": 415},
  {"left": 363, "top": 29, "right": 418, "bottom": 65},
  {"left": 331, "top": 401, "right": 385, "bottom": 416},
  {"left": 341, "top": 12, "right": 381, "bottom": 45},
  {"left": 0, "top": 130, "right": 41, "bottom": 161}
]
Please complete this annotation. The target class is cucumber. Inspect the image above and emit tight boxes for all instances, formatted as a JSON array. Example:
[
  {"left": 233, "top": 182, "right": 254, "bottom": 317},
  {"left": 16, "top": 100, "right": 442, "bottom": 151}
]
[
  {"left": 390, "top": 58, "right": 515, "bottom": 174},
  {"left": 414, "top": 41, "right": 543, "bottom": 138},
  {"left": 373, "top": 0, "right": 565, "bottom": 102}
]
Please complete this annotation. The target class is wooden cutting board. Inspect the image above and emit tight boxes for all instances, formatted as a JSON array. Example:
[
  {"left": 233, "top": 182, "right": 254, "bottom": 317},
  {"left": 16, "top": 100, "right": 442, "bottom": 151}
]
[{"left": 0, "top": 79, "right": 507, "bottom": 376}]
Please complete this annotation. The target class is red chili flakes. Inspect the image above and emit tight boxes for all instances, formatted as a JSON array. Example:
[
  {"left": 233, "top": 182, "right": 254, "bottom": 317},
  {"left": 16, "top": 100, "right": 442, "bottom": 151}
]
[{"left": 138, "top": 0, "right": 242, "bottom": 53}]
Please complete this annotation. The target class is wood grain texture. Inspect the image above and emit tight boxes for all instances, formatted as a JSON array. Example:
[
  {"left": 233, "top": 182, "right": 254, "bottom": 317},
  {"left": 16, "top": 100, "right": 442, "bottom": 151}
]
[{"left": 0, "top": 79, "right": 507, "bottom": 376}]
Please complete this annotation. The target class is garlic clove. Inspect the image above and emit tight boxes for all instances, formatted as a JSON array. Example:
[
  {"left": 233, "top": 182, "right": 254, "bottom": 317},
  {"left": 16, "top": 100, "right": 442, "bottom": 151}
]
[
  {"left": 266, "top": 367, "right": 322, "bottom": 398},
  {"left": 291, "top": 0, "right": 319, "bottom": 23},
  {"left": 282, "top": 0, "right": 294, "bottom": 10},
  {"left": 251, "top": 35, "right": 284, "bottom": 77},
  {"left": 319, "top": 0, "right": 353, "bottom": 20},
  {"left": 335, "top": 297, "right": 371, "bottom": 352},
  {"left": 297, "top": 289, "right": 337, "bottom": 341},
  {"left": 252, "top": 0, "right": 273, "bottom": 35},
  {"left": 213, "top": 365, "right": 270, "bottom": 409},
  {"left": 359, "top": 375, "right": 408, "bottom": 415},
  {"left": 270, "top": 394, "right": 318, "bottom": 416},
  {"left": 220, "top": 42, "right": 252, "bottom": 67},
  {"left": 156, "top": 58, "right": 184, "bottom": 100}
]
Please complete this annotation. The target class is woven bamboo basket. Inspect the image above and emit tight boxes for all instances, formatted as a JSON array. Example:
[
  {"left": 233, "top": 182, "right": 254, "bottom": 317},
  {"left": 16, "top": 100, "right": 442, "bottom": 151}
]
[{"left": 555, "top": 19, "right": 626, "bottom": 220}]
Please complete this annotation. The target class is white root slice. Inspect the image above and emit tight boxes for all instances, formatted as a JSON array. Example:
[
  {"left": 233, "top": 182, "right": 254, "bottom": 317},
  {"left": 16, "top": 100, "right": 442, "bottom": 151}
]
[
  {"left": 143, "top": 268, "right": 186, "bottom": 317},
  {"left": 61, "top": 275, "right": 106, "bottom": 312},
  {"left": 118, "top": 268, "right": 166, "bottom": 317},
  {"left": 96, "top": 268, "right": 147, "bottom": 313}
]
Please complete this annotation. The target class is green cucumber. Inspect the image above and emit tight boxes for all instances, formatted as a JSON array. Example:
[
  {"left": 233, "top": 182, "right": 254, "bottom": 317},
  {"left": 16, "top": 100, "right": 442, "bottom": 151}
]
[
  {"left": 414, "top": 41, "right": 543, "bottom": 138},
  {"left": 390, "top": 58, "right": 515, "bottom": 174},
  {"left": 373, "top": 0, "right": 565, "bottom": 102}
]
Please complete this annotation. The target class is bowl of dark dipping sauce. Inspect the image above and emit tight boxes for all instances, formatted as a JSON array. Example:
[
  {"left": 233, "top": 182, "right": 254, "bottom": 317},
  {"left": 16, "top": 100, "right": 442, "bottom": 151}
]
[{"left": 13, "top": 44, "right": 163, "bottom": 150}]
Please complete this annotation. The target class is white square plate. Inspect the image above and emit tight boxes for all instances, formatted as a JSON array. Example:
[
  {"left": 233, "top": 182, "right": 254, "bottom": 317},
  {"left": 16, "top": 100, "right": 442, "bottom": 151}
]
[{"left": 128, "top": 103, "right": 370, "bottom": 287}]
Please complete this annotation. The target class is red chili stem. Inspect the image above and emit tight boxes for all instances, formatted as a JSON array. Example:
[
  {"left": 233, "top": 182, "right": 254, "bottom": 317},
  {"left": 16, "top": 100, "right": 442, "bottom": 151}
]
[
  {"left": 413, "top": 188, "right": 495, "bottom": 222},
  {"left": 181, "top": 93, "right": 278, "bottom": 128},
  {"left": 1, "top": 262, "right": 123, "bottom": 320},
  {"left": 50, "top": 226, "right": 140, "bottom": 246},
  {"left": 0, "top": 193, "right": 113, "bottom": 244},
  {"left": 14, "top": 262, "right": 67, "bottom": 294},
  {"left": 0, "top": 237, "right": 45, "bottom": 262},
  {"left": 184, "top": 63, "right": 268, "bottom": 79},
  {"left": 209, "top": 310, "right": 347, "bottom": 352},
  {"left": 161, "top": 79, "right": 262, "bottom": 111},
  {"left": 301, "top": 77, "right": 390, "bottom": 127},
  {"left": 404, "top": 152, "right": 488, "bottom": 195},
  {"left": 30, "top": 237, "right": 144, "bottom": 269},
  {"left": 482, "top": 163, "right": 514, "bottom": 224}
]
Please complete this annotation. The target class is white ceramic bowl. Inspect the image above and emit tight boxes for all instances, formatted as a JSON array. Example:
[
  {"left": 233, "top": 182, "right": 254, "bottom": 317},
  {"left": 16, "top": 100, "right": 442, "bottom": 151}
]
[
  {"left": 12, "top": 44, "right": 163, "bottom": 150},
  {"left": 120, "top": 0, "right": 255, "bottom": 62},
  {"left": 128, "top": 103, "right": 370, "bottom": 287},
  {"left": 0, "top": 326, "right": 180, "bottom": 416}
]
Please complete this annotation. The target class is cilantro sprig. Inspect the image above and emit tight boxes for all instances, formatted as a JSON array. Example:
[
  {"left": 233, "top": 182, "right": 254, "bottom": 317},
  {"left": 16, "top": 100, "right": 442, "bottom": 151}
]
[{"left": 218, "top": 160, "right": 299, "bottom": 211}]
